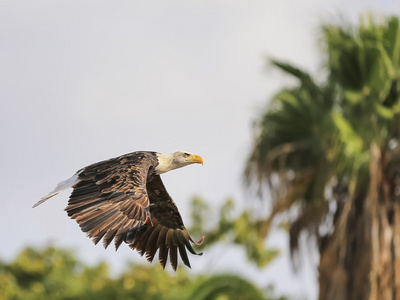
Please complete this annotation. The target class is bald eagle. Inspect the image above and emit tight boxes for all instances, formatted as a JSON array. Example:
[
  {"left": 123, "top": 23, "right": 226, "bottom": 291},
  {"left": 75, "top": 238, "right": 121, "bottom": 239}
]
[{"left": 33, "top": 151, "right": 205, "bottom": 270}]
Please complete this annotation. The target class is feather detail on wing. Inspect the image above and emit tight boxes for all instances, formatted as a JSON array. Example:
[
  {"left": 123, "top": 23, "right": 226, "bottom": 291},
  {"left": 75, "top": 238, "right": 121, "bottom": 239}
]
[
  {"left": 64, "top": 152, "right": 158, "bottom": 249},
  {"left": 129, "top": 175, "right": 204, "bottom": 271}
]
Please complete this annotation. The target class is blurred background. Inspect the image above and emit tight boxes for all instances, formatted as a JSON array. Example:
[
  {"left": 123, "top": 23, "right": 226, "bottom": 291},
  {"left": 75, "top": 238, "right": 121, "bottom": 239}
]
[{"left": 1, "top": 1, "right": 400, "bottom": 299}]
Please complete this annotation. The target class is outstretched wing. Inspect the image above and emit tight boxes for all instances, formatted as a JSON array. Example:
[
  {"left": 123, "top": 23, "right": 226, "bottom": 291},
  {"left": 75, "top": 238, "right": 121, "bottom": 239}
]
[
  {"left": 65, "top": 152, "right": 158, "bottom": 250},
  {"left": 129, "top": 175, "right": 204, "bottom": 271}
]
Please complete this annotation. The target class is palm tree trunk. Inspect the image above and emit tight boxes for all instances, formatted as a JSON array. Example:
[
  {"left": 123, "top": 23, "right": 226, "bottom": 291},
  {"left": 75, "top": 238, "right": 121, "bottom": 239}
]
[{"left": 319, "top": 143, "right": 400, "bottom": 300}]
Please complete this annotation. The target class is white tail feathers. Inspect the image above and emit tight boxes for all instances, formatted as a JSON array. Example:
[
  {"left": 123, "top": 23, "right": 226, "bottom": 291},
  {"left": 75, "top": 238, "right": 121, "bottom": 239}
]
[{"left": 33, "top": 174, "right": 80, "bottom": 208}]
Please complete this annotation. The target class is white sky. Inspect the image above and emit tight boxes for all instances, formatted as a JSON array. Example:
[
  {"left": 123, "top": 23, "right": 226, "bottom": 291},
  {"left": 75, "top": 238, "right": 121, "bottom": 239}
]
[{"left": 1, "top": 1, "right": 398, "bottom": 299}]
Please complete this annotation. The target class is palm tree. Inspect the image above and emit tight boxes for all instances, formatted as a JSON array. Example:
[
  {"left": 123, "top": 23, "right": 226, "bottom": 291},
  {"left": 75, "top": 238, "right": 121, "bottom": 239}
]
[{"left": 245, "top": 15, "right": 400, "bottom": 300}]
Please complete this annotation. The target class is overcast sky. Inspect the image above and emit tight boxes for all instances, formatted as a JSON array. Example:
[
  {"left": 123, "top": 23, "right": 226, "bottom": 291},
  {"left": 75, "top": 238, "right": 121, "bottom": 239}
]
[{"left": 1, "top": 1, "right": 399, "bottom": 299}]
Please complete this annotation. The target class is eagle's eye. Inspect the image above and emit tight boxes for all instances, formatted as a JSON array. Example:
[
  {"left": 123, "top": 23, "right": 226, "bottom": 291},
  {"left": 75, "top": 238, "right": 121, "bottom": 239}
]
[{"left": 183, "top": 153, "right": 190, "bottom": 158}]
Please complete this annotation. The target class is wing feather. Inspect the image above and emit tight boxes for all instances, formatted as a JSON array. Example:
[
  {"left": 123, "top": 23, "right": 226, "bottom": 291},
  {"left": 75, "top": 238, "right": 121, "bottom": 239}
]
[
  {"left": 64, "top": 151, "right": 158, "bottom": 249},
  {"left": 145, "top": 225, "right": 163, "bottom": 262},
  {"left": 159, "top": 245, "right": 169, "bottom": 269},
  {"left": 157, "top": 226, "right": 169, "bottom": 247},
  {"left": 169, "top": 246, "right": 178, "bottom": 271},
  {"left": 114, "top": 227, "right": 130, "bottom": 250},
  {"left": 128, "top": 175, "right": 204, "bottom": 270},
  {"left": 103, "top": 229, "right": 118, "bottom": 248},
  {"left": 178, "top": 244, "right": 191, "bottom": 268}
]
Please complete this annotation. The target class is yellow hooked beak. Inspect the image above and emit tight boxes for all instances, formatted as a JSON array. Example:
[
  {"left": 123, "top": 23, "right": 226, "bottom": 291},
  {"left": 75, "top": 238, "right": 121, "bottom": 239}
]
[{"left": 186, "top": 154, "right": 204, "bottom": 165}]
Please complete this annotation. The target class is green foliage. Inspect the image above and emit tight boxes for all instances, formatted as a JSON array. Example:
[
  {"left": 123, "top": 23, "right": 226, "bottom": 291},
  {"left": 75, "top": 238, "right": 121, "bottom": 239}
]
[
  {"left": 246, "top": 14, "right": 400, "bottom": 256},
  {"left": 187, "top": 274, "right": 265, "bottom": 300},
  {"left": 323, "top": 16, "right": 400, "bottom": 144},
  {"left": 190, "top": 197, "right": 280, "bottom": 268},
  {"left": 0, "top": 246, "right": 289, "bottom": 300}
]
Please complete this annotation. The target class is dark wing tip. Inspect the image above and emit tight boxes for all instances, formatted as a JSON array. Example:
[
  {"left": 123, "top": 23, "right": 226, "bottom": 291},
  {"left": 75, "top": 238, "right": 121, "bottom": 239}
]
[
  {"left": 179, "top": 244, "right": 191, "bottom": 268},
  {"left": 159, "top": 246, "right": 168, "bottom": 269}
]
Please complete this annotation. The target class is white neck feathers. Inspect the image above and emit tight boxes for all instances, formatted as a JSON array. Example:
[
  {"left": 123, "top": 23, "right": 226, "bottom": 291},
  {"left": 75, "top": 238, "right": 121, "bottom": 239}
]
[{"left": 154, "top": 153, "right": 176, "bottom": 174}]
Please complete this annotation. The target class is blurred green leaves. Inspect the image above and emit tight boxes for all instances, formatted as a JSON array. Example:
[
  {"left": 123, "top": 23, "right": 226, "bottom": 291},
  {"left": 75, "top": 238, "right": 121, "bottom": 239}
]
[
  {"left": 0, "top": 245, "right": 288, "bottom": 300},
  {"left": 187, "top": 274, "right": 265, "bottom": 300},
  {"left": 190, "top": 197, "right": 280, "bottom": 268},
  {"left": 245, "top": 14, "right": 400, "bottom": 259}
]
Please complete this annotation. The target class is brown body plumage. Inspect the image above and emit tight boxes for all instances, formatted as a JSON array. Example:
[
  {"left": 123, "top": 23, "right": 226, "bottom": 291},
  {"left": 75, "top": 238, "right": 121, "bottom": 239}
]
[{"left": 34, "top": 151, "right": 204, "bottom": 270}]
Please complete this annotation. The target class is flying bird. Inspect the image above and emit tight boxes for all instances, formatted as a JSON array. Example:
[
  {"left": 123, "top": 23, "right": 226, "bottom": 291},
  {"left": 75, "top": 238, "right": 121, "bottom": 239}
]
[{"left": 33, "top": 151, "right": 205, "bottom": 270}]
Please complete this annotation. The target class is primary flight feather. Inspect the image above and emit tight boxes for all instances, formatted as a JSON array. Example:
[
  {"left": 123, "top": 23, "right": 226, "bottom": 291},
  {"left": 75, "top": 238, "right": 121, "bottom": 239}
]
[{"left": 33, "top": 151, "right": 205, "bottom": 271}]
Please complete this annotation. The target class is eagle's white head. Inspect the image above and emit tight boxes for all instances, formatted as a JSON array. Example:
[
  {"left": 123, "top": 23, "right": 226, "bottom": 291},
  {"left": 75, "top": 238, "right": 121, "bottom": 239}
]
[{"left": 155, "top": 151, "right": 203, "bottom": 174}]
